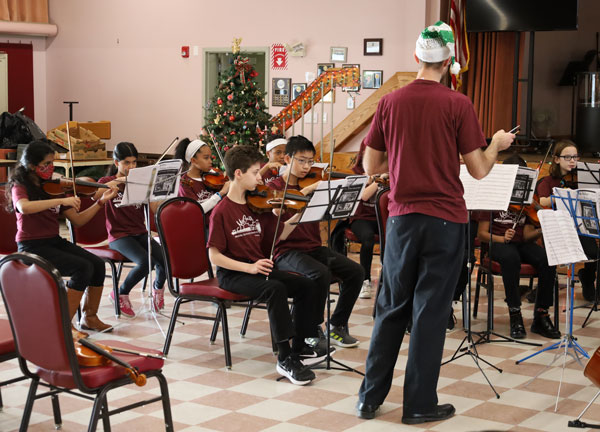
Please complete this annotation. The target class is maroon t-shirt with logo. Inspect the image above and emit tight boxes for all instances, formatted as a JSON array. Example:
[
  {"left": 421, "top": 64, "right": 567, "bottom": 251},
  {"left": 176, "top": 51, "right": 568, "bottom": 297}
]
[
  {"left": 12, "top": 184, "right": 62, "bottom": 242},
  {"left": 261, "top": 162, "right": 280, "bottom": 186},
  {"left": 178, "top": 173, "right": 216, "bottom": 203},
  {"left": 478, "top": 210, "right": 526, "bottom": 243},
  {"left": 268, "top": 176, "right": 322, "bottom": 258},
  {"left": 99, "top": 176, "right": 147, "bottom": 243},
  {"left": 365, "top": 79, "right": 486, "bottom": 223},
  {"left": 207, "top": 196, "right": 275, "bottom": 263}
]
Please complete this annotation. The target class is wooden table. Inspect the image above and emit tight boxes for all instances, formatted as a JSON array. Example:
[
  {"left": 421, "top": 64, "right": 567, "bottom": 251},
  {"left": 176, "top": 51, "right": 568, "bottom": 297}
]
[
  {"left": 53, "top": 158, "right": 113, "bottom": 178},
  {"left": 0, "top": 159, "right": 17, "bottom": 182}
]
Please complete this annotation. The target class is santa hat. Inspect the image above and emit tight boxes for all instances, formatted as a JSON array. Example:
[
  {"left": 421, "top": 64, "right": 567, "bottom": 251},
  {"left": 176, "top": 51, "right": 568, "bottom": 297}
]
[{"left": 415, "top": 21, "right": 461, "bottom": 76}]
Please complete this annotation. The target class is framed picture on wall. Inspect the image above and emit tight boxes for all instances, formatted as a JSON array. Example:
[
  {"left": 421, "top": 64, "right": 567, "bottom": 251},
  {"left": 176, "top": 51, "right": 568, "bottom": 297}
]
[
  {"left": 342, "top": 63, "right": 361, "bottom": 92},
  {"left": 363, "top": 70, "right": 383, "bottom": 89},
  {"left": 292, "top": 83, "right": 306, "bottom": 100},
  {"left": 364, "top": 38, "right": 383, "bottom": 56},
  {"left": 330, "top": 47, "right": 348, "bottom": 63},
  {"left": 272, "top": 78, "right": 292, "bottom": 106},
  {"left": 317, "top": 63, "right": 335, "bottom": 76}
]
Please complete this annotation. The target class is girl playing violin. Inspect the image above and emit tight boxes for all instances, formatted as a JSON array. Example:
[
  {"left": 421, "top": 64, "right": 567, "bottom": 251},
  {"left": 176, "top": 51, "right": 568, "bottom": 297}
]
[
  {"left": 175, "top": 138, "right": 230, "bottom": 213},
  {"left": 259, "top": 136, "right": 286, "bottom": 186},
  {"left": 536, "top": 139, "right": 597, "bottom": 301},
  {"left": 348, "top": 139, "right": 388, "bottom": 299},
  {"left": 478, "top": 155, "right": 560, "bottom": 340},
  {"left": 5, "top": 140, "right": 118, "bottom": 338},
  {"left": 96, "top": 142, "right": 167, "bottom": 318}
]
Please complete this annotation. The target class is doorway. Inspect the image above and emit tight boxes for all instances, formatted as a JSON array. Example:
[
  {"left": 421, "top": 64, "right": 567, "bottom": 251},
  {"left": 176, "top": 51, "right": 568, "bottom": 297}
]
[{"left": 203, "top": 48, "right": 269, "bottom": 120}]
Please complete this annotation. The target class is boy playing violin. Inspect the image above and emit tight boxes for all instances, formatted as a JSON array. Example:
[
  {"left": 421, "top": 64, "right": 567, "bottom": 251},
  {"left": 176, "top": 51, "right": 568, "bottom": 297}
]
[
  {"left": 259, "top": 136, "right": 286, "bottom": 186},
  {"left": 268, "top": 135, "right": 365, "bottom": 349},
  {"left": 175, "top": 138, "right": 230, "bottom": 214},
  {"left": 207, "top": 145, "right": 325, "bottom": 385}
]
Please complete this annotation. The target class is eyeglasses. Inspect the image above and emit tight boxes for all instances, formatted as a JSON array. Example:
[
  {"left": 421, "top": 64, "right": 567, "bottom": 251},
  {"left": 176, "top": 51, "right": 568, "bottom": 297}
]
[
  {"left": 559, "top": 155, "right": 580, "bottom": 161},
  {"left": 295, "top": 158, "right": 315, "bottom": 166}
]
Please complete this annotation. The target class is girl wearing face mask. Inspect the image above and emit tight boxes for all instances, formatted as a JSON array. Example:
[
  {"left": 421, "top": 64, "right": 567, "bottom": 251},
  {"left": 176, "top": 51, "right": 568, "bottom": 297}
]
[{"left": 5, "top": 140, "right": 118, "bottom": 338}]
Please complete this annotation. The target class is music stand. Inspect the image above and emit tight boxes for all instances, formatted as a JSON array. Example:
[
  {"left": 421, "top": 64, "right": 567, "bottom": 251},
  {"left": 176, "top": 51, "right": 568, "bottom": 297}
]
[
  {"left": 120, "top": 159, "right": 182, "bottom": 336},
  {"left": 574, "top": 161, "right": 600, "bottom": 327},
  {"left": 470, "top": 165, "right": 543, "bottom": 348},
  {"left": 296, "top": 174, "right": 368, "bottom": 376},
  {"left": 442, "top": 164, "right": 522, "bottom": 397},
  {"left": 516, "top": 189, "right": 591, "bottom": 411}
]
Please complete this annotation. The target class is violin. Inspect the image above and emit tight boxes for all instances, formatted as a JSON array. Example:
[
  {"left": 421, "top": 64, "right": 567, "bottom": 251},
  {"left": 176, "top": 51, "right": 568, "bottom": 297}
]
[
  {"left": 202, "top": 168, "right": 228, "bottom": 191},
  {"left": 297, "top": 166, "right": 352, "bottom": 189},
  {"left": 560, "top": 171, "right": 578, "bottom": 189},
  {"left": 42, "top": 177, "right": 110, "bottom": 197},
  {"left": 75, "top": 338, "right": 149, "bottom": 386},
  {"left": 247, "top": 185, "right": 310, "bottom": 214},
  {"left": 508, "top": 199, "right": 543, "bottom": 227}
]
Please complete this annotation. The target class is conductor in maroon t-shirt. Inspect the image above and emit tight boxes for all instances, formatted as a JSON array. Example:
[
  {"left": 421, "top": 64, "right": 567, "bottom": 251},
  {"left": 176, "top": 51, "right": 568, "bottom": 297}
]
[{"left": 356, "top": 21, "right": 515, "bottom": 425}]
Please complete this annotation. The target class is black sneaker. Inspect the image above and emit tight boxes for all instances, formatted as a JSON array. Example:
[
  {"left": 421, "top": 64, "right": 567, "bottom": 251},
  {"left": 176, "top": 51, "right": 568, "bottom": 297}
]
[
  {"left": 329, "top": 324, "right": 360, "bottom": 348},
  {"left": 276, "top": 355, "right": 315, "bottom": 385},
  {"left": 297, "top": 343, "right": 335, "bottom": 366}
]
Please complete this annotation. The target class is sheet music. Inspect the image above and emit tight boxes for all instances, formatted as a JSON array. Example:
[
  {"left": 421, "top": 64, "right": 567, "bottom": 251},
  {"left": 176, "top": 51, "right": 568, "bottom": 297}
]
[
  {"left": 120, "top": 159, "right": 182, "bottom": 206},
  {"left": 511, "top": 166, "right": 538, "bottom": 205},
  {"left": 460, "top": 164, "right": 518, "bottom": 211},
  {"left": 299, "top": 175, "right": 367, "bottom": 223},
  {"left": 538, "top": 209, "right": 587, "bottom": 266},
  {"left": 577, "top": 161, "right": 600, "bottom": 189},
  {"left": 552, "top": 187, "right": 600, "bottom": 236}
]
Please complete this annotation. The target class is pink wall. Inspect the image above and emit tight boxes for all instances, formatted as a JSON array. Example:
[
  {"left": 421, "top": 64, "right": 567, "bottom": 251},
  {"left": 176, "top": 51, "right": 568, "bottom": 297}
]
[{"left": 44, "top": 0, "right": 428, "bottom": 153}]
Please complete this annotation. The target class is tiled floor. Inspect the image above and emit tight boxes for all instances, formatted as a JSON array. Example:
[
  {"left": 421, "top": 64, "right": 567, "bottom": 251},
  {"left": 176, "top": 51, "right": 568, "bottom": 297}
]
[{"left": 1, "top": 250, "right": 600, "bottom": 431}]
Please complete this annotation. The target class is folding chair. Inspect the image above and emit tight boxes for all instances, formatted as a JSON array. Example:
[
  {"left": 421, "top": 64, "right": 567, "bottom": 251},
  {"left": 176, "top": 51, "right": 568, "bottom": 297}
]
[
  {"left": 0, "top": 252, "right": 173, "bottom": 432},
  {"left": 156, "top": 197, "right": 255, "bottom": 369},
  {"left": 0, "top": 318, "right": 27, "bottom": 411}
]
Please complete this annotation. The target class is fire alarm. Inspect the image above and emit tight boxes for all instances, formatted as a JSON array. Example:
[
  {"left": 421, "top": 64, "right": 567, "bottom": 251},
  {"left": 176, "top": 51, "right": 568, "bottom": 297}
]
[{"left": 181, "top": 46, "right": 189, "bottom": 58}]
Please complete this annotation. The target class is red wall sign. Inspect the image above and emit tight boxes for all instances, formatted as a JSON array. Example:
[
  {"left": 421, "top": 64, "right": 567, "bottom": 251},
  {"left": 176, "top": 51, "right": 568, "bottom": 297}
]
[{"left": 271, "top": 43, "right": 288, "bottom": 70}]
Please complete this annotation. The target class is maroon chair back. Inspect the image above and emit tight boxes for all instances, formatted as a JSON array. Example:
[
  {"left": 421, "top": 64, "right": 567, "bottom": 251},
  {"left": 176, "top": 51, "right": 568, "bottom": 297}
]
[
  {"left": 0, "top": 253, "right": 75, "bottom": 373},
  {"left": 0, "top": 186, "right": 18, "bottom": 255},
  {"left": 375, "top": 187, "right": 390, "bottom": 260},
  {"left": 70, "top": 196, "right": 109, "bottom": 245},
  {"left": 157, "top": 197, "right": 211, "bottom": 282}
]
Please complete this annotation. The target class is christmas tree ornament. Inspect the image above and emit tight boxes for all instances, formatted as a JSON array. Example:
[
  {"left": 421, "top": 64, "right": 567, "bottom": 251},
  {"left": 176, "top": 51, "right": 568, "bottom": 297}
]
[
  {"left": 227, "top": 94, "right": 233, "bottom": 101},
  {"left": 229, "top": 115, "right": 235, "bottom": 121},
  {"left": 217, "top": 98, "right": 223, "bottom": 105}
]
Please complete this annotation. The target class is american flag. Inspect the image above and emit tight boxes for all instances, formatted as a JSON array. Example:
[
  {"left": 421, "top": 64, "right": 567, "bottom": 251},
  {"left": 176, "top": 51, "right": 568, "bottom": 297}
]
[{"left": 450, "top": 0, "right": 469, "bottom": 90}]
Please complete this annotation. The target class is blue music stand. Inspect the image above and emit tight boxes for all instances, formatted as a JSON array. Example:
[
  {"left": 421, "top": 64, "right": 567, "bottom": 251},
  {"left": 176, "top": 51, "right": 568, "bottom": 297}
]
[{"left": 516, "top": 189, "right": 593, "bottom": 410}]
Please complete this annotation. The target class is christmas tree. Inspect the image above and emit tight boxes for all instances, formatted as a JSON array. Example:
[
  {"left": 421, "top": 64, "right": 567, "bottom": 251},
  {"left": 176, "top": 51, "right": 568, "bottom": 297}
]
[{"left": 202, "top": 52, "right": 273, "bottom": 167}]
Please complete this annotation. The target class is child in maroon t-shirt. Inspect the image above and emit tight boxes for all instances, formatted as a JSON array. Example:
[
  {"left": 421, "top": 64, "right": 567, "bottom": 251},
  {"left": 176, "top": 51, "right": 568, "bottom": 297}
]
[
  {"left": 207, "top": 145, "right": 323, "bottom": 386},
  {"left": 268, "top": 136, "right": 365, "bottom": 350},
  {"left": 259, "top": 136, "right": 286, "bottom": 186},
  {"left": 174, "top": 138, "right": 229, "bottom": 214},
  {"left": 6, "top": 140, "right": 117, "bottom": 338},
  {"left": 95, "top": 142, "right": 167, "bottom": 318},
  {"left": 478, "top": 155, "right": 560, "bottom": 340}
]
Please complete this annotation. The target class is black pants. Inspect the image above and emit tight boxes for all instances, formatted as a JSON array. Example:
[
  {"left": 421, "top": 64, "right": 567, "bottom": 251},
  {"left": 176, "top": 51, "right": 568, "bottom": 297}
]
[
  {"left": 579, "top": 235, "right": 599, "bottom": 285},
  {"left": 350, "top": 219, "right": 378, "bottom": 281},
  {"left": 18, "top": 236, "right": 105, "bottom": 291},
  {"left": 488, "top": 242, "right": 555, "bottom": 310},
  {"left": 110, "top": 234, "right": 166, "bottom": 295},
  {"left": 217, "top": 268, "right": 319, "bottom": 343},
  {"left": 276, "top": 246, "right": 364, "bottom": 327},
  {"left": 453, "top": 219, "right": 479, "bottom": 302},
  {"left": 359, "top": 214, "right": 464, "bottom": 415}
]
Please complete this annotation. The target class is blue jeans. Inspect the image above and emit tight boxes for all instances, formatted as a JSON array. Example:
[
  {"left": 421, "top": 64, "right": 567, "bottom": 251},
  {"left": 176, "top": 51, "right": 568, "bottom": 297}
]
[
  {"left": 359, "top": 214, "right": 464, "bottom": 415},
  {"left": 110, "top": 234, "right": 166, "bottom": 295}
]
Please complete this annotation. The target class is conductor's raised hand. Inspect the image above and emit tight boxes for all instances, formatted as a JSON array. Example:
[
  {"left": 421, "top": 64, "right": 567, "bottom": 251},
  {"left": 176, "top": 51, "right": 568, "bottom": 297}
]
[
  {"left": 491, "top": 129, "right": 516, "bottom": 152},
  {"left": 249, "top": 258, "right": 273, "bottom": 276}
]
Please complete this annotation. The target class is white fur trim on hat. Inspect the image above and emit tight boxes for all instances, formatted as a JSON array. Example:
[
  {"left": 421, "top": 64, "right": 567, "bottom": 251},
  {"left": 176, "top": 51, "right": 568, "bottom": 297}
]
[
  {"left": 266, "top": 138, "right": 287, "bottom": 152},
  {"left": 185, "top": 139, "right": 207, "bottom": 163}
]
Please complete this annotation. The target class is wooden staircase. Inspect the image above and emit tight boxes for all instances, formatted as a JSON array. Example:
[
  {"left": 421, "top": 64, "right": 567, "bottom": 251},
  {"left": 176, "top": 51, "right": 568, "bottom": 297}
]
[{"left": 314, "top": 72, "right": 417, "bottom": 155}]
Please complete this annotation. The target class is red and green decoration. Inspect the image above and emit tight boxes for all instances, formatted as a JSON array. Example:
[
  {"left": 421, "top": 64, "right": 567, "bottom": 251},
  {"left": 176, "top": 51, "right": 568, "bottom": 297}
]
[{"left": 202, "top": 54, "right": 274, "bottom": 166}]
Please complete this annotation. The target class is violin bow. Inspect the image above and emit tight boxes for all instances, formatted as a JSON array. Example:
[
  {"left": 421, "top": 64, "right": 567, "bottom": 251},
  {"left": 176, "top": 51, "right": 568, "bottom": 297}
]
[
  {"left": 65, "top": 121, "right": 77, "bottom": 198},
  {"left": 156, "top": 137, "right": 180, "bottom": 164},
  {"left": 513, "top": 141, "right": 554, "bottom": 228},
  {"left": 207, "top": 130, "right": 227, "bottom": 170}
]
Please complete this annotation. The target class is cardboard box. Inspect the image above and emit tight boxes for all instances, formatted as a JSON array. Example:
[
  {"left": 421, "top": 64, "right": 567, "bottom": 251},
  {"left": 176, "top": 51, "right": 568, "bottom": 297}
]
[
  {"left": 55, "top": 149, "right": 107, "bottom": 161},
  {"left": 80, "top": 121, "right": 111, "bottom": 139},
  {"left": 47, "top": 122, "right": 106, "bottom": 159}
]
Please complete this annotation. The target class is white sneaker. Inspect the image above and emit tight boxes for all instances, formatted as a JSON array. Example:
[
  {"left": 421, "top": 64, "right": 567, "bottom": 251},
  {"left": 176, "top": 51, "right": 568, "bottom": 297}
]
[{"left": 359, "top": 280, "right": 372, "bottom": 299}]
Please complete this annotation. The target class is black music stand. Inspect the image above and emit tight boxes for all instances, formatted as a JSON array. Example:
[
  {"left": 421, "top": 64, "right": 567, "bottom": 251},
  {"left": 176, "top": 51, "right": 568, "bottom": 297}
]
[
  {"left": 473, "top": 167, "right": 543, "bottom": 348},
  {"left": 296, "top": 175, "right": 368, "bottom": 376}
]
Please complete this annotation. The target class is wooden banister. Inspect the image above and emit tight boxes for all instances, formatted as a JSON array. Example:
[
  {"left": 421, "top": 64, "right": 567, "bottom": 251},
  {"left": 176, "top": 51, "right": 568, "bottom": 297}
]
[{"left": 315, "top": 72, "right": 417, "bottom": 155}]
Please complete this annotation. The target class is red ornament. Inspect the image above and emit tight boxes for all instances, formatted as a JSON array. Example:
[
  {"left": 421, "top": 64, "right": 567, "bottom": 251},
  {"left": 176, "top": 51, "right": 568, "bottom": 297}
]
[
  {"left": 227, "top": 94, "right": 233, "bottom": 101},
  {"left": 230, "top": 131, "right": 236, "bottom": 135},
  {"left": 217, "top": 98, "right": 223, "bottom": 105},
  {"left": 229, "top": 115, "right": 235, "bottom": 121}
]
